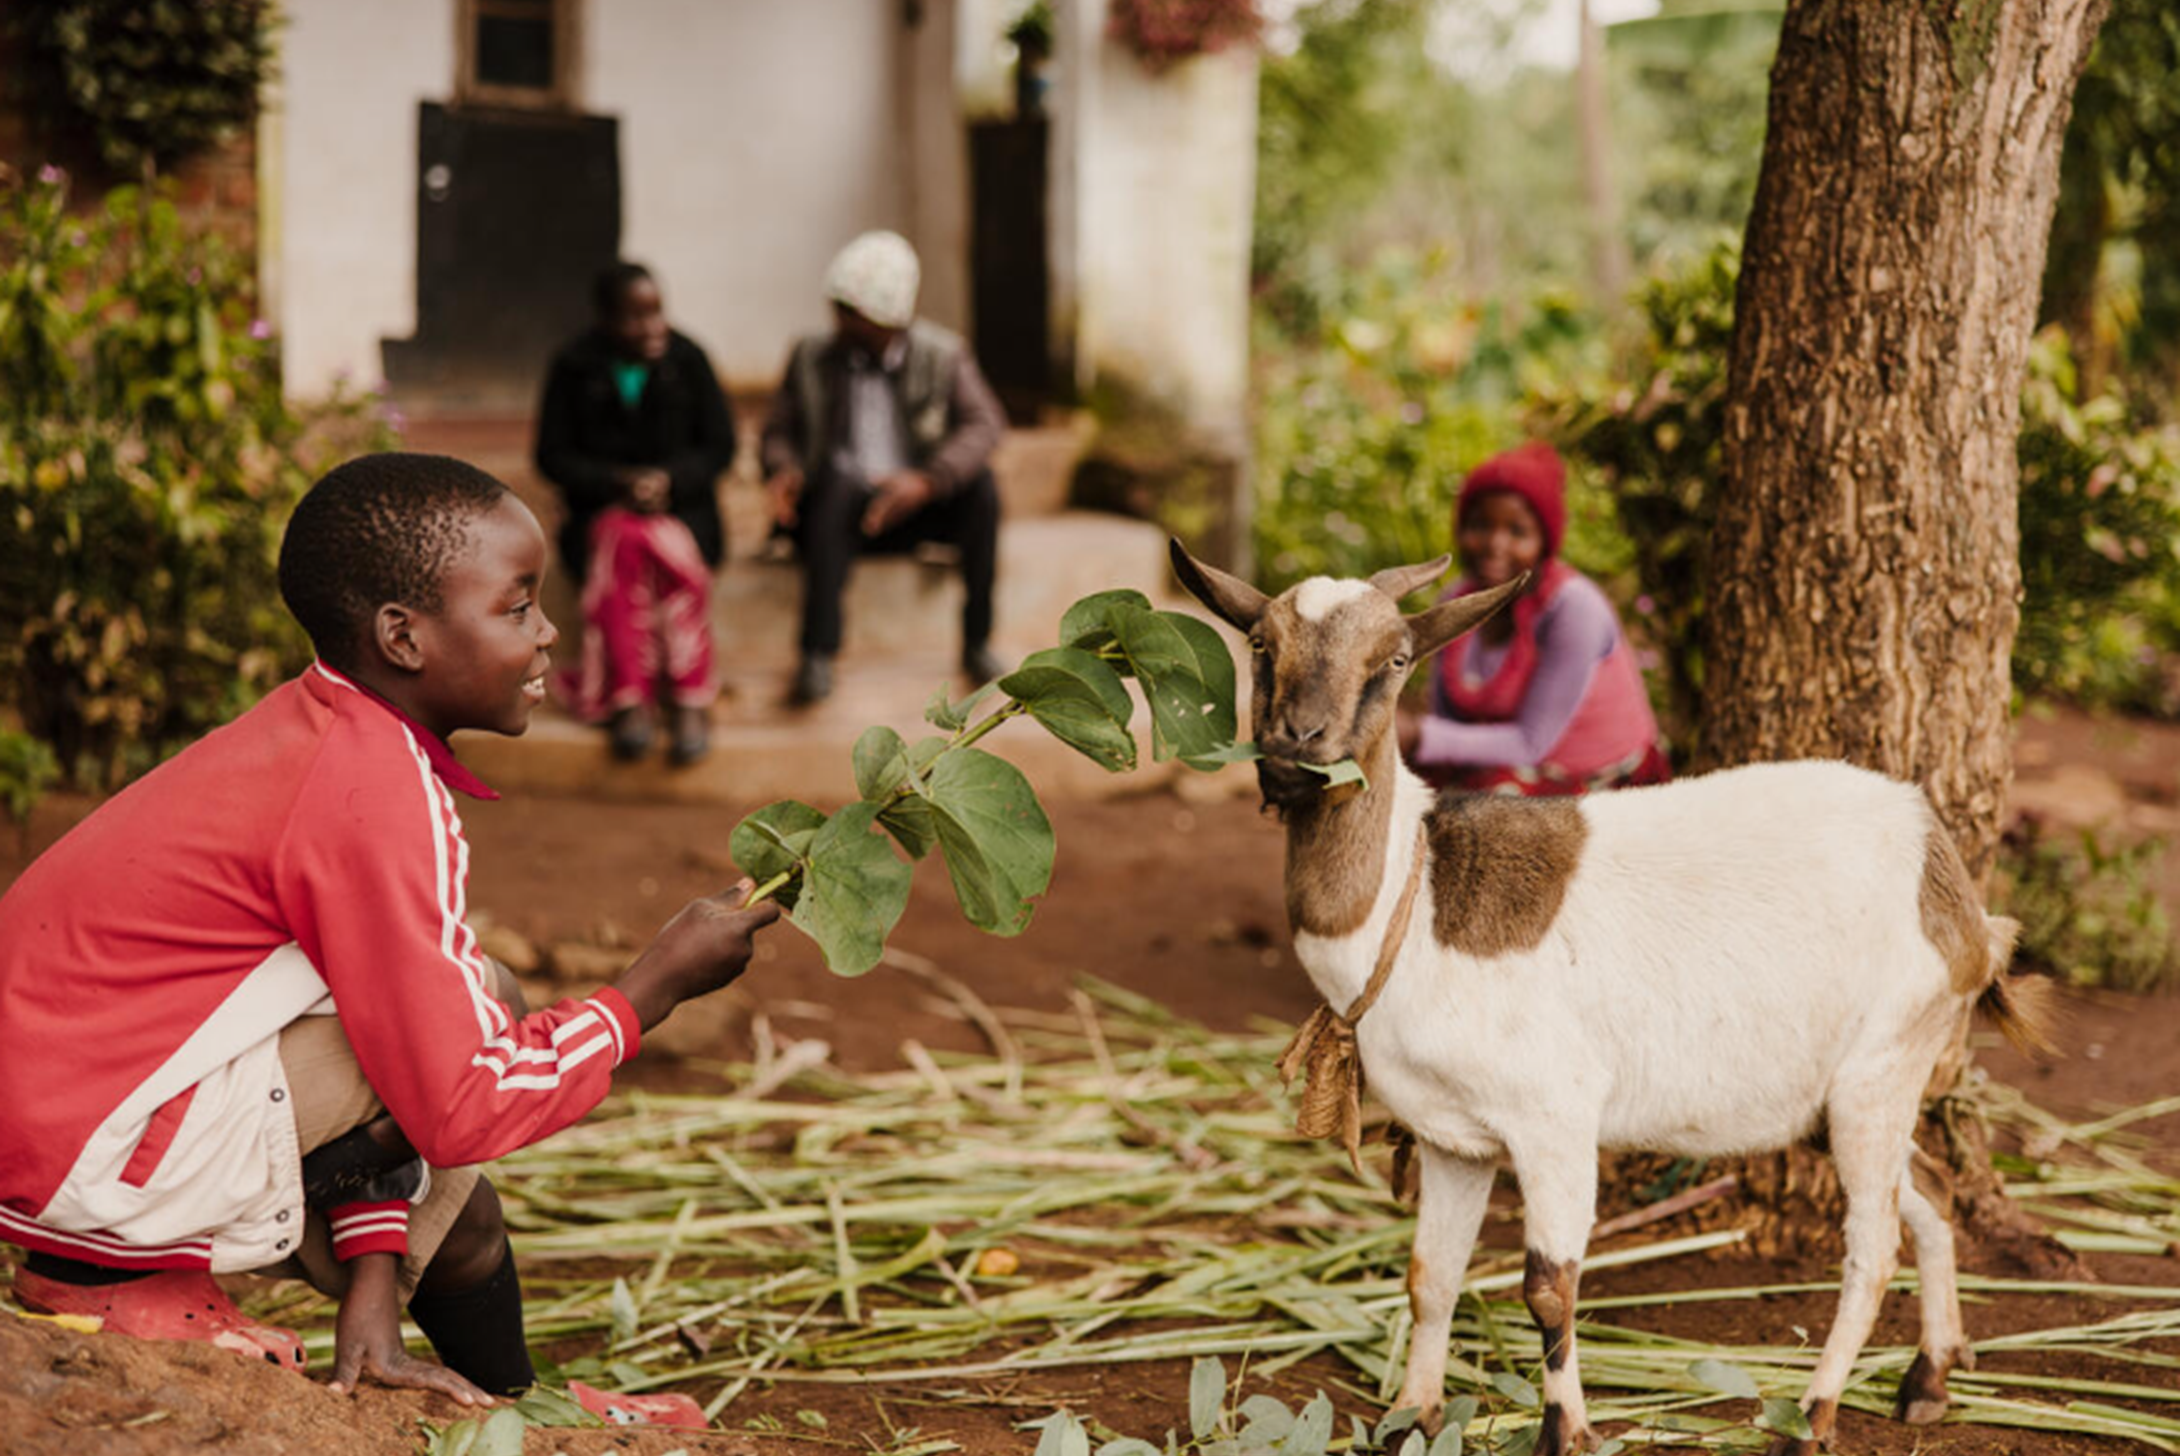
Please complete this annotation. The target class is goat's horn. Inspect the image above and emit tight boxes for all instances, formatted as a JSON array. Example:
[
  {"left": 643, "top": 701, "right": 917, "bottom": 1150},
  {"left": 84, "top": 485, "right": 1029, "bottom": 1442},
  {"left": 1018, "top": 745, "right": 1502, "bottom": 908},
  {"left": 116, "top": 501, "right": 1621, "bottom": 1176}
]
[{"left": 1369, "top": 555, "right": 1454, "bottom": 603}]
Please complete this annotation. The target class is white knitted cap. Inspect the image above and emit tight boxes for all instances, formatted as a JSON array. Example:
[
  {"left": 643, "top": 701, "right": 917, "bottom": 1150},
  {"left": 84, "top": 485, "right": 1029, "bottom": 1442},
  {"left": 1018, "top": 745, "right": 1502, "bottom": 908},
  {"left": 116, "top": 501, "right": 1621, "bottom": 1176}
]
[{"left": 823, "top": 230, "right": 921, "bottom": 329}]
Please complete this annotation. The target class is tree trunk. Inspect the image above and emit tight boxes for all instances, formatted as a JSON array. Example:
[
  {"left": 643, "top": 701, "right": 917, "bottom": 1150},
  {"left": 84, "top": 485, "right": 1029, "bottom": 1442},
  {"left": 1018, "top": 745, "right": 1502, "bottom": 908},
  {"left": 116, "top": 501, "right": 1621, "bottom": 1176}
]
[
  {"left": 1699, "top": 0, "right": 2109, "bottom": 1278},
  {"left": 1701, "top": 0, "right": 2108, "bottom": 886}
]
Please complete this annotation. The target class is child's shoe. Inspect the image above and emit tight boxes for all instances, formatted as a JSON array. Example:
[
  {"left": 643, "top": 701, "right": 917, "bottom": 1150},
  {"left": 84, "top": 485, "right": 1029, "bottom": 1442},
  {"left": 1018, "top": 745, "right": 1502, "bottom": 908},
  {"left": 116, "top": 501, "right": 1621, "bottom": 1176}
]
[
  {"left": 568, "top": 1379, "right": 708, "bottom": 1429},
  {"left": 12, "top": 1267, "right": 307, "bottom": 1371}
]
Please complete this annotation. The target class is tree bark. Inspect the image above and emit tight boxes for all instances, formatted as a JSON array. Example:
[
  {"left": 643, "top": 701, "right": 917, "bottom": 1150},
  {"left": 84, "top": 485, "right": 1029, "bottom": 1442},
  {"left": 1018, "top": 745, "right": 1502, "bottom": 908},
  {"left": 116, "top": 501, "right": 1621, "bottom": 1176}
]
[{"left": 1701, "top": 0, "right": 2109, "bottom": 885}]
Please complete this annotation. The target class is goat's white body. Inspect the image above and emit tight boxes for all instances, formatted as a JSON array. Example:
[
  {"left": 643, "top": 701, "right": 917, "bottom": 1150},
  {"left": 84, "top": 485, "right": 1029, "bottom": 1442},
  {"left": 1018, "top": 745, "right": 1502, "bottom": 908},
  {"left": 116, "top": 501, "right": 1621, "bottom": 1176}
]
[
  {"left": 1171, "top": 550, "right": 2003, "bottom": 1451},
  {"left": 1301, "top": 760, "right": 1967, "bottom": 1167}
]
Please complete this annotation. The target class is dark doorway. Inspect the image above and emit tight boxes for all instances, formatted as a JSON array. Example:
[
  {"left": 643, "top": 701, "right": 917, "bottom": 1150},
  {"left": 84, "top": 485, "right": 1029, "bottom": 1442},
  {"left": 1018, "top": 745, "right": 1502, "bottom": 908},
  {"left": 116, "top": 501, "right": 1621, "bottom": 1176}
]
[
  {"left": 381, "top": 103, "right": 619, "bottom": 406},
  {"left": 969, "top": 117, "right": 1050, "bottom": 423}
]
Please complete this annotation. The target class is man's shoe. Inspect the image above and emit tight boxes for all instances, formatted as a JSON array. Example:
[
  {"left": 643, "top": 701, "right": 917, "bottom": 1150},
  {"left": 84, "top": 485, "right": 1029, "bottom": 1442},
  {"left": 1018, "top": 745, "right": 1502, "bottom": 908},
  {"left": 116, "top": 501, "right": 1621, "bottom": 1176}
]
[
  {"left": 607, "top": 704, "right": 654, "bottom": 761},
  {"left": 790, "top": 655, "right": 834, "bottom": 705},
  {"left": 668, "top": 704, "right": 711, "bottom": 766},
  {"left": 962, "top": 645, "right": 1008, "bottom": 685}
]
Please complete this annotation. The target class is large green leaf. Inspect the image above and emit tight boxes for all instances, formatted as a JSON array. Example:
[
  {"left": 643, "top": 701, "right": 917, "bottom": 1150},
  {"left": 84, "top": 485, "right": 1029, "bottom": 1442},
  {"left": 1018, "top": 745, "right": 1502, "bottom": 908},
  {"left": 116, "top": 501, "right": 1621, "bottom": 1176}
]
[
  {"left": 1107, "top": 604, "right": 1231, "bottom": 763},
  {"left": 728, "top": 799, "right": 828, "bottom": 911},
  {"left": 1161, "top": 610, "right": 1240, "bottom": 766},
  {"left": 1059, "top": 588, "right": 1153, "bottom": 653},
  {"left": 998, "top": 647, "right": 1138, "bottom": 772},
  {"left": 790, "top": 801, "right": 912, "bottom": 976},
  {"left": 852, "top": 725, "right": 912, "bottom": 799},
  {"left": 923, "top": 747, "right": 1054, "bottom": 936},
  {"left": 851, "top": 726, "right": 938, "bottom": 860}
]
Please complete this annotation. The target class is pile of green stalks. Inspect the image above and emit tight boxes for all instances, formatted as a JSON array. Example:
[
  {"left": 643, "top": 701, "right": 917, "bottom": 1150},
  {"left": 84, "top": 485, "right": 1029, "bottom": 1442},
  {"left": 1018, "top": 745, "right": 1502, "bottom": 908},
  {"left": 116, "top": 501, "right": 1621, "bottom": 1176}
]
[{"left": 259, "top": 971, "right": 2180, "bottom": 1451}]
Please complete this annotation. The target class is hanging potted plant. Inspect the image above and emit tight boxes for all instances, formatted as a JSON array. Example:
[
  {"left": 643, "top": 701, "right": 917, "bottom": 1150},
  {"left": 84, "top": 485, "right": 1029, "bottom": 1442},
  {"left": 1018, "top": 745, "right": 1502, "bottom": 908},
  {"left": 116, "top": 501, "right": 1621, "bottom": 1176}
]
[{"left": 1107, "top": 0, "right": 1260, "bottom": 73}]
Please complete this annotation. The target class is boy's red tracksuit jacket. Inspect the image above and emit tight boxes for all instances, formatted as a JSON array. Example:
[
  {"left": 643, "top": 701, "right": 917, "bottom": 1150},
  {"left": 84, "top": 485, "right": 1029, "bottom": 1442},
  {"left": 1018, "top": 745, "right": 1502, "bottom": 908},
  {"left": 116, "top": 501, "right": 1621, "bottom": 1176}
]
[{"left": 0, "top": 664, "right": 643, "bottom": 1271}]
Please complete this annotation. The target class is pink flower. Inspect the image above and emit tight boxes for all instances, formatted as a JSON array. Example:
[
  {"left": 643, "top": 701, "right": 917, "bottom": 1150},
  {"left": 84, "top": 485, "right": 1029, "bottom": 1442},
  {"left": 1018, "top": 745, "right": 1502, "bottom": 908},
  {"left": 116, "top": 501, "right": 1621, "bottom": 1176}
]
[
  {"left": 186, "top": 268, "right": 202, "bottom": 285},
  {"left": 249, "top": 318, "right": 273, "bottom": 340},
  {"left": 37, "top": 164, "right": 64, "bottom": 184},
  {"left": 1634, "top": 594, "right": 1657, "bottom": 616}
]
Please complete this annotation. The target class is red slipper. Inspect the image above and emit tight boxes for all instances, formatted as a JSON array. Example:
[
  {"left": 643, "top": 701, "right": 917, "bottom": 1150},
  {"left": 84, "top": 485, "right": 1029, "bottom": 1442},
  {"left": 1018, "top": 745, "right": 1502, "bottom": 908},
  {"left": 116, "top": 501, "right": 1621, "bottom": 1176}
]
[
  {"left": 13, "top": 1268, "right": 307, "bottom": 1372},
  {"left": 569, "top": 1379, "right": 708, "bottom": 1430}
]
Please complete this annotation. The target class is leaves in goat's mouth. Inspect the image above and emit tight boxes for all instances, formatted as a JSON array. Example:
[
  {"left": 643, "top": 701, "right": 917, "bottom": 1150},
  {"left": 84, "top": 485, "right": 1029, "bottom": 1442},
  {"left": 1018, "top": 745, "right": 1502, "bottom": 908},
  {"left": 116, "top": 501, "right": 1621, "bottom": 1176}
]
[
  {"left": 1206, "top": 742, "right": 1369, "bottom": 792},
  {"left": 1295, "top": 758, "right": 1369, "bottom": 790}
]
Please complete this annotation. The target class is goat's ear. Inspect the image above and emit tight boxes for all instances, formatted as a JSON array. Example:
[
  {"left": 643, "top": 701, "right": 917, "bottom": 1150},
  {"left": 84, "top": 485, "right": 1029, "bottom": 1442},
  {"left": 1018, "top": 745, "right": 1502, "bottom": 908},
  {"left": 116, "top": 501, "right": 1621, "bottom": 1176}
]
[
  {"left": 1368, "top": 555, "right": 1454, "bottom": 604},
  {"left": 1406, "top": 573, "right": 1529, "bottom": 660},
  {"left": 1168, "top": 539, "right": 1269, "bottom": 631}
]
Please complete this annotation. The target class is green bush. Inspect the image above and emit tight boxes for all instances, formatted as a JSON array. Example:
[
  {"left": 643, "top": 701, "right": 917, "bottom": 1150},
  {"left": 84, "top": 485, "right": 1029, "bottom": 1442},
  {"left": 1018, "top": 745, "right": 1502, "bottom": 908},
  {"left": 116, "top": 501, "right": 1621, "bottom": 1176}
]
[
  {"left": 0, "top": 167, "right": 391, "bottom": 788},
  {"left": 1994, "top": 817, "right": 2178, "bottom": 991},
  {"left": 12, "top": 0, "right": 275, "bottom": 176},
  {"left": 1251, "top": 247, "right": 1621, "bottom": 597},
  {"left": 2015, "top": 331, "right": 2180, "bottom": 710},
  {"left": 0, "top": 730, "right": 61, "bottom": 827},
  {"left": 1556, "top": 245, "right": 2180, "bottom": 733},
  {"left": 1555, "top": 241, "right": 1738, "bottom": 744}
]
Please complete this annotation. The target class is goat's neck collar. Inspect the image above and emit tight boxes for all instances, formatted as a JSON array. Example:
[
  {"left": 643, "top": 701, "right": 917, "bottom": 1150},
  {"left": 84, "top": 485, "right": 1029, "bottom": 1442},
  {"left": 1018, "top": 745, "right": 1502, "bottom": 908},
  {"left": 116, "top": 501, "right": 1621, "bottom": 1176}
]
[{"left": 1282, "top": 735, "right": 1409, "bottom": 940}]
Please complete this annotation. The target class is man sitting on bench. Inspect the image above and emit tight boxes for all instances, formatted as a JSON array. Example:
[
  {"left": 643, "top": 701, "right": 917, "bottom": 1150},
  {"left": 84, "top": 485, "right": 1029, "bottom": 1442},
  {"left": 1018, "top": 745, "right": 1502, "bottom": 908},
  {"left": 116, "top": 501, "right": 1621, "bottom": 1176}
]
[{"left": 758, "top": 230, "right": 1008, "bottom": 705}]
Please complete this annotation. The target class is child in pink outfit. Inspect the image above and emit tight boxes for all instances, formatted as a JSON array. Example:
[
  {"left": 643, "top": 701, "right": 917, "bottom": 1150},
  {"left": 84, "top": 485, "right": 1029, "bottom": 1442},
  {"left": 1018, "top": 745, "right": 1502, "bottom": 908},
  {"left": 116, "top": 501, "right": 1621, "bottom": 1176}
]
[{"left": 1397, "top": 443, "right": 1669, "bottom": 795}]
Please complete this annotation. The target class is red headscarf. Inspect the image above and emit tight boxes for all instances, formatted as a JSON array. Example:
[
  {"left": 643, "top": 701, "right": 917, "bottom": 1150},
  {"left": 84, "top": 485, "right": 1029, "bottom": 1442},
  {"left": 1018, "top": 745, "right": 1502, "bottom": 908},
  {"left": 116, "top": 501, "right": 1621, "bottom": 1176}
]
[{"left": 1456, "top": 442, "right": 1566, "bottom": 562}]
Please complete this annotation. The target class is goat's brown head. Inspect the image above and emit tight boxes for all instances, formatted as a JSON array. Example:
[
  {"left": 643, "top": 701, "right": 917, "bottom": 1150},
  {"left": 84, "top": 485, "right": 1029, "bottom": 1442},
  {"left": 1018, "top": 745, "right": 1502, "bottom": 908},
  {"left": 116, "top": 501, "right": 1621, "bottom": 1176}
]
[{"left": 1169, "top": 541, "right": 1526, "bottom": 812}]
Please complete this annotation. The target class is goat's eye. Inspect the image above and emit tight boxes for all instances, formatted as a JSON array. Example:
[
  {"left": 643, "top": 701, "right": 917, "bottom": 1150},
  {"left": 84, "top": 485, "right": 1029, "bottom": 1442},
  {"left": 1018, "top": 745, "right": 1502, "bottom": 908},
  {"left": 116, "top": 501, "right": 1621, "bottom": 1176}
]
[
  {"left": 1387, "top": 652, "right": 1409, "bottom": 673},
  {"left": 1248, "top": 635, "right": 1266, "bottom": 655}
]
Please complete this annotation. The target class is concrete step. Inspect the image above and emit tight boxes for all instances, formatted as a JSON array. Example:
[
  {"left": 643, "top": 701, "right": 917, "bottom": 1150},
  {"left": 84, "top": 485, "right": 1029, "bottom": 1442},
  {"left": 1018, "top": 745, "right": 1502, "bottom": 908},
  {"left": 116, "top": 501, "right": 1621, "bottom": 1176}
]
[
  {"left": 453, "top": 650, "right": 1250, "bottom": 808},
  {"left": 701, "top": 509, "right": 1179, "bottom": 668}
]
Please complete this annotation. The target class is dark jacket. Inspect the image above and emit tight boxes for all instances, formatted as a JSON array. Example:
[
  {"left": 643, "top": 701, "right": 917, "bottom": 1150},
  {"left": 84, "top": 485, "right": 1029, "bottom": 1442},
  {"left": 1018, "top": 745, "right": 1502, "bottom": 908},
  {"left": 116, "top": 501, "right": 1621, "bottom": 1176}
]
[
  {"left": 534, "top": 327, "right": 737, "bottom": 576},
  {"left": 757, "top": 320, "right": 1005, "bottom": 496}
]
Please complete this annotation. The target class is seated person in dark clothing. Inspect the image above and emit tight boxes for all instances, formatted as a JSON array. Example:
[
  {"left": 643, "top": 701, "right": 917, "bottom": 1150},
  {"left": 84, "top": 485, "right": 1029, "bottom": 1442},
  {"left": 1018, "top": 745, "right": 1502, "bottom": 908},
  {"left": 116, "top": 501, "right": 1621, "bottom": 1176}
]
[
  {"left": 534, "top": 262, "right": 737, "bottom": 763},
  {"left": 758, "top": 230, "right": 1007, "bottom": 705}
]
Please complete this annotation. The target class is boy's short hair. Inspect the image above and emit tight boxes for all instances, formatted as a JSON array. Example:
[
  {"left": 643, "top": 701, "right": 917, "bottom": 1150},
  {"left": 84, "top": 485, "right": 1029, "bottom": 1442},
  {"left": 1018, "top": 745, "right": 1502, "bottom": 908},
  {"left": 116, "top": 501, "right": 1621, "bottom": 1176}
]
[
  {"left": 592, "top": 260, "right": 653, "bottom": 316},
  {"left": 279, "top": 453, "right": 511, "bottom": 667}
]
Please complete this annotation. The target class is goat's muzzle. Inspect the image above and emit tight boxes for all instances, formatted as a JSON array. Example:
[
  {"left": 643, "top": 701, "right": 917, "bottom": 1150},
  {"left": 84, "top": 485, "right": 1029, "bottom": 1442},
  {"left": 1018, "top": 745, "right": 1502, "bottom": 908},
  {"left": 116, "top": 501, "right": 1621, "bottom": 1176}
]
[{"left": 1256, "top": 754, "right": 1331, "bottom": 812}]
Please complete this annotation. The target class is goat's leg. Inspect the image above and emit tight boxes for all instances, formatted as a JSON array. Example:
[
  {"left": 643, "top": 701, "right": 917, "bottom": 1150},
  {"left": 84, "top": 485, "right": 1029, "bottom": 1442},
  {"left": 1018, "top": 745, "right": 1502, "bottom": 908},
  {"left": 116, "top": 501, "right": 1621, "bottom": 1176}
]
[
  {"left": 1510, "top": 1143, "right": 1600, "bottom": 1455},
  {"left": 1771, "top": 1081, "right": 1917, "bottom": 1456},
  {"left": 1894, "top": 1158, "right": 1972, "bottom": 1424},
  {"left": 1392, "top": 1145, "right": 1495, "bottom": 1434}
]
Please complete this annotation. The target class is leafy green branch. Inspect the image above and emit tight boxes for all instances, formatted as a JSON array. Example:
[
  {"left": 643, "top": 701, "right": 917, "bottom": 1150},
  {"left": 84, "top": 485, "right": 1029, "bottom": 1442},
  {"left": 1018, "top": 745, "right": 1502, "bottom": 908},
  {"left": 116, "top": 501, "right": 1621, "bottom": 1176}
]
[{"left": 731, "top": 589, "right": 1243, "bottom": 975}]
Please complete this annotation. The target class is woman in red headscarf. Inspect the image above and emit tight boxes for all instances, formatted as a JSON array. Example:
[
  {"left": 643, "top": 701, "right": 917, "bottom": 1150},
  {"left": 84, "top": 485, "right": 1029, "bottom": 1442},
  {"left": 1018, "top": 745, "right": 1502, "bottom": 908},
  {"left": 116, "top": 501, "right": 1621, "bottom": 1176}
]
[{"left": 1395, "top": 442, "right": 1671, "bottom": 796}]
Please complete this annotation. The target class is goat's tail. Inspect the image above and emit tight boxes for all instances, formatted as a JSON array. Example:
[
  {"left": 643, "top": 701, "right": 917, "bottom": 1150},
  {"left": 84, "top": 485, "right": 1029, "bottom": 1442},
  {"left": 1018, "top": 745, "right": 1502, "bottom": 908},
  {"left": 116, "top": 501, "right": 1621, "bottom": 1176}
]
[{"left": 1974, "top": 914, "right": 2057, "bottom": 1056}]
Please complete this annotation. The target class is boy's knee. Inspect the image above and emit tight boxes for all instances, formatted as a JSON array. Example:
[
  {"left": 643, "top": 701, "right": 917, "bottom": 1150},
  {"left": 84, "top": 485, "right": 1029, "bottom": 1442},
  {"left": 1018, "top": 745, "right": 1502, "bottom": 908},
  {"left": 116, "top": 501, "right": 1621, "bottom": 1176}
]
[{"left": 420, "top": 1177, "right": 509, "bottom": 1295}]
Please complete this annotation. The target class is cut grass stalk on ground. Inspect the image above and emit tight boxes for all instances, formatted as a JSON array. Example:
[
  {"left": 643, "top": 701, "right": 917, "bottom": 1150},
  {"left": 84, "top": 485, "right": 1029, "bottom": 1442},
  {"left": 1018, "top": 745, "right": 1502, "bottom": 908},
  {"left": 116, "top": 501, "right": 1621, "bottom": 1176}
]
[{"left": 239, "top": 973, "right": 2180, "bottom": 1451}]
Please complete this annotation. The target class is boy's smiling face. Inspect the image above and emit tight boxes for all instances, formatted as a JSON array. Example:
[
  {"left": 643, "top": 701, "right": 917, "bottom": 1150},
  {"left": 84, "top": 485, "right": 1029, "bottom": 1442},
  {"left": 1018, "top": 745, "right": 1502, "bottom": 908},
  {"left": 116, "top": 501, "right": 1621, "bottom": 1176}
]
[{"left": 402, "top": 495, "right": 558, "bottom": 740}]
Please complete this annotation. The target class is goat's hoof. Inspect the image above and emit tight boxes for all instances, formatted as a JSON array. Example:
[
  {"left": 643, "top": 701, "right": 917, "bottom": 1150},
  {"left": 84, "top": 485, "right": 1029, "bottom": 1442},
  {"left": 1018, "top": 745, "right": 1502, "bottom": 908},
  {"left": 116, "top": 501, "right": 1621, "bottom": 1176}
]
[
  {"left": 1894, "top": 1351, "right": 1952, "bottom": 1425},
  {"left": 1407, "top": 1404, "right": 1443, "bottom": 1439},
  {"left": 1538, "top": 1404, "right": 1599, "bottom": 1455}
]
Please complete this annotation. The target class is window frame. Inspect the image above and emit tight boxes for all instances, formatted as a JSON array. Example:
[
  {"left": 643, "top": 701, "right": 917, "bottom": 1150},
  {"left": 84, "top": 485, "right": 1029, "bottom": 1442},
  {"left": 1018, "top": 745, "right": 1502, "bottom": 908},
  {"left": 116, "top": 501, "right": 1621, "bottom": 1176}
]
[{"left": 454, "top": 0, "right": 581, "bottom": 111}]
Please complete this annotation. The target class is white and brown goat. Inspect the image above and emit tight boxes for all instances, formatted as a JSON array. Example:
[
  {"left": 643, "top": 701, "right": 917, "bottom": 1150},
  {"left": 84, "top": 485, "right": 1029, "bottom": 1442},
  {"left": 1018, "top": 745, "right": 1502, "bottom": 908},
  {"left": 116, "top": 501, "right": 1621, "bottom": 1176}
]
[{"left": 1170, "top": 543, "right": 2043, "bottom": 1456}]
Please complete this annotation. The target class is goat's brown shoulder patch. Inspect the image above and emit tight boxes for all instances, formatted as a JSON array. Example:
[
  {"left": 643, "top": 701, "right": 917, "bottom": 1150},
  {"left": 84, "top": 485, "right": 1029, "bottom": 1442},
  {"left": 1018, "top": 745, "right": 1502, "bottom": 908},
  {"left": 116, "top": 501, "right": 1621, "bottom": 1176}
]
[
  {"left": 1425, "top": 794, "right": 1586, "bottom": 956},
  {"left": 1918, "top": 824, "right": 1990, "bottom": 995}
]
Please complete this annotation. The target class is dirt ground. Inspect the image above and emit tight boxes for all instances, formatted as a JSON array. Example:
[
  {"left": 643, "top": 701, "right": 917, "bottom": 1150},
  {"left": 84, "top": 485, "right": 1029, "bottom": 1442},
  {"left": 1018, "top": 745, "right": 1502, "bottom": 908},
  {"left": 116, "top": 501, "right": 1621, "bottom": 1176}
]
[{"left": 2, "top": 707, "right": 2176, "bottom": 1454}]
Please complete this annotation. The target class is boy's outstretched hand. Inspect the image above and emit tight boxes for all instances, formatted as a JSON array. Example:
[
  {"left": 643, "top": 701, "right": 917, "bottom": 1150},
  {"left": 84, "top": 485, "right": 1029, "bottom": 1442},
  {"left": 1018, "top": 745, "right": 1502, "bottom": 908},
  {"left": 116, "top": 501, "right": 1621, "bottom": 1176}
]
[
  {"left": 329, "top": 1253, "right": 492, "bottom": 1406},
  {"left": 615, "top": 880, "right": 781, "bottom": 1032}
]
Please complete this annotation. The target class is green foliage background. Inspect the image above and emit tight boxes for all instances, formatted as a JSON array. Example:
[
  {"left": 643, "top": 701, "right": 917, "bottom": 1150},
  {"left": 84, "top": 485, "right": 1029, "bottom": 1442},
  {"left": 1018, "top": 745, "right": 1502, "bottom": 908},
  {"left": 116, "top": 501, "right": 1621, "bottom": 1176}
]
[
  {"left": 10, "top": 0, "right": 275, "bottom": 176},
  {"left": 0, "top": 169, "right": 391, "bottom": 789}
]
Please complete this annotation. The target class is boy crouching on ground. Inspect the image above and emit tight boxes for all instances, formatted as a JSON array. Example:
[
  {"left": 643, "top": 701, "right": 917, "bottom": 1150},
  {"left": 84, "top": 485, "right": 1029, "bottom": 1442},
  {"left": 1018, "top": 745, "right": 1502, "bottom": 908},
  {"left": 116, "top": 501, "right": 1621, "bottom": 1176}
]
[{"left": 0, "top": 453, "right": 777, "bottom": 1412}]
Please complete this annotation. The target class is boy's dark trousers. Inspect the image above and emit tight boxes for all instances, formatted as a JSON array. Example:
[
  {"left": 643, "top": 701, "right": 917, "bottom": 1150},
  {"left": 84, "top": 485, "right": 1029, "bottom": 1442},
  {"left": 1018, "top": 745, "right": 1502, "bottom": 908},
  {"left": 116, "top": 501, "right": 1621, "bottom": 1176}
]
[{"left": 792, "top": 466, "right": 1000, "bottom": 658}]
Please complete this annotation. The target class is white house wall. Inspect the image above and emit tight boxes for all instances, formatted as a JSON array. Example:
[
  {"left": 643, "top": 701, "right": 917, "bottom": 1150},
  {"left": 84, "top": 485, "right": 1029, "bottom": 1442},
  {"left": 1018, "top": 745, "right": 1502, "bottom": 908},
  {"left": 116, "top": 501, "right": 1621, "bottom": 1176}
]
[
  {"left": 274, "top": 0, "right": 451, "bottom": 397},
  {"left": 1051, "top": 7, "right": 1258, "bottom": 451},
  {"left": 273, "top": 0, "right": 967, "bottom": 399}
]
